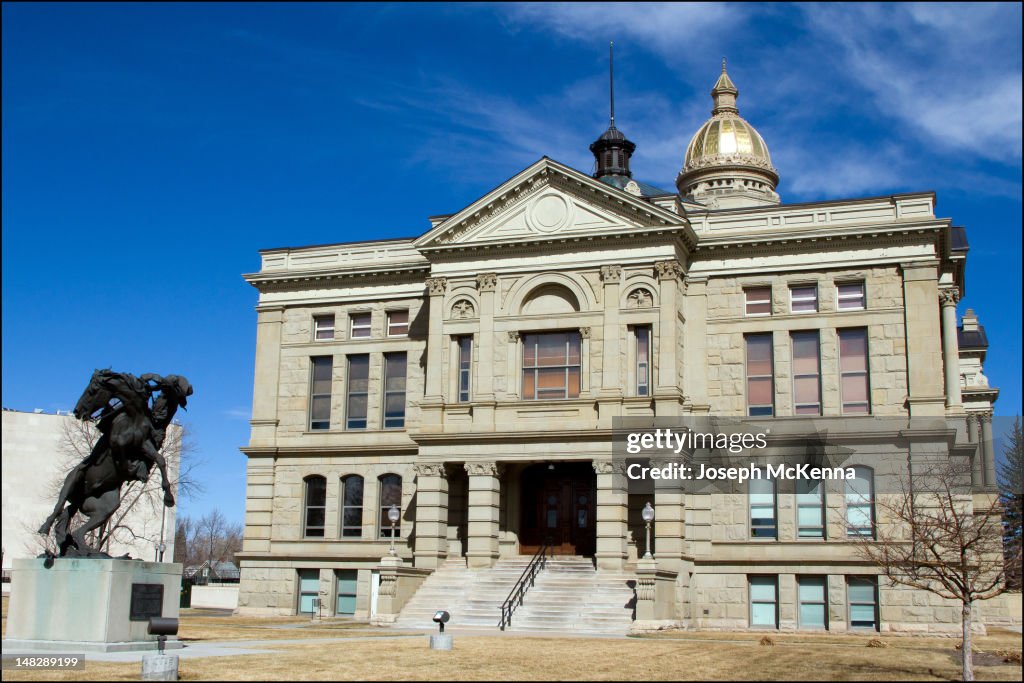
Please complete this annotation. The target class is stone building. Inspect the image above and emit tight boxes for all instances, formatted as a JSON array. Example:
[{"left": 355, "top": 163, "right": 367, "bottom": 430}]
[{"left": 238, "top": 64, "right": 1014, "bottom": 632}]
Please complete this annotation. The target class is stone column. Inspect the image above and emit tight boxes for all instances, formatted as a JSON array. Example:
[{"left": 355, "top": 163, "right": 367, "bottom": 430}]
[
  {"left": 413, "top": 463, "right": 449, "bottom": 570},
  {"left": 505, "top": 331, "right": 521, "bottom": 400},
  {"left": 900, "top": 262, "right": 945, "bottom": 416},
  {"left": 967, "top": 413, "right": 982, "bottom": 487},
  {"left": 423, "top": 277, "right": 447, "bottom": 401},
  {"left": 465, "top": 461, "right": 502, "bottom": 568},
  {"left": 939, "top": 288, "right": 963, "bottom": 411},
  {"left": 653, "top": 469, "right": 685, "bottom": 573},
  {"left": 474, "top": 274, "right": 498, "bottom": 430},
  {"left": 683, "top": 276, "right": 709, "bottom": 412},
  {"left": 593, "top": 461, "right": 628, "bottom": 571},
  {"left": 599, "top": 265, "right": 623, "bottom": 394},
  {"left": 654, "top": 260, "right": 684, "bottom": 416},
  {"left": 980, "top": 413, "right": 996, "bottom": 489},
  {"left": 250, "top": 306, "right": 284, "bottom": 447}
]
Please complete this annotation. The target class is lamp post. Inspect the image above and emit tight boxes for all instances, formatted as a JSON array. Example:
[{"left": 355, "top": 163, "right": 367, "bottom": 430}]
[
  {"left": 642, "top": 502, "right": 655, "bottom": 559},
  {"left": 387, "top": 504, "right": 400, "bottom": 556}
]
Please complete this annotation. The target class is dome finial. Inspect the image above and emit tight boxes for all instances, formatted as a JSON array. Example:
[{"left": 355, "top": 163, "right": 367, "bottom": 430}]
[
  {"left": 590, "top": 41, "right": 635, "bottom": 180},
  {"left": 711, "top": 59, "right": 739, "bottom": 115},
  {"left": 722, "top": 57, "right": 727, "bottom": 73}
]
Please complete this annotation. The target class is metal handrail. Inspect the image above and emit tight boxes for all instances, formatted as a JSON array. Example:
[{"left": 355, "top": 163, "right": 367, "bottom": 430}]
[{"left": 498, "top": 540, "right": 550, "bottom": 631}]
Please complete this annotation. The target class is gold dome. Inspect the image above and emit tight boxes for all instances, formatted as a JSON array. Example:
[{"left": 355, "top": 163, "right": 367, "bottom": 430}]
[
  {"left": 676, "top": 60, "right": 780, "bottom": 206},
  {"left": 683, "top": 114, "right": 775, "bottom": 174}
]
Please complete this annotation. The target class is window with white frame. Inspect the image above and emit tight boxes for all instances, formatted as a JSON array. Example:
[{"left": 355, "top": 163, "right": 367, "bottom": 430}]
[
  {"left": 846, "top": 467, "right": 875, "bottom": 537},
  {"left": 382, "top": 352, "right": 407, "bottom": 429},
  {"left": 791, "top": 330, "right": 822, "bottom": 416},
  {"left": 387, "top": 310, "right": 409, "bottom": 336},
  {"left": 839, "top": 328, "right": 870, "bottom": 414},
  {"left": 749, "top": 576, "right": 778, "bottom": 628},
  {"left": 340, "top": 475, "right": 363, "bottom": 538},
  {"left": 313, "top": 314, "right": 335, "bottom": 341},
  {"left": 796, "top": 478, "right": 825, "bottom": 538},
  {"left": 745, "top": 333, "right": 774, "bottom": 416},
  {"left": 837, "top": 282, "right": 866, "bottom": 310},
  {"left": 635, "top": 326, "right": 651, "bottom": 397},
  {"left": 522, "top": 331, "right": 582, "bottom": 400},
  {"left": 303, "top": 475, "right": 326, "bottom": 538},
  {"left": 847, "top": 576, "right": 879, "bottom": 630},
  {"left": 790, "top": 285, "right": 818, "bottom": 313},
  {"left": 345, "top": 354, "right": 369, "bottom": 430},
  {"left": 309, "top": 356, "right": 332, "bottom": 430},
  {"left": 744, "top": 287, "right": 772, "bottom": 316},
  {"left": 457, "top": 336, "right": 472, "bottom": 402},
  {"left": 350, "top": 312, "right": 371, "bottom": 338},
  {"left": 750, "top": 477, "right": 777, "bottom": 539},
  {"left": 798, "top": 576, "right": 828, "bottom": 629}
]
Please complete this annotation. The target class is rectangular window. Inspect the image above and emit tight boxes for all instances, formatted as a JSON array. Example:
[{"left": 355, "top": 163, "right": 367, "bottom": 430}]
[
  {"left": 309, "top": 357, "right": 332, "bottom": 430},
  {"left": 847, "top": 577, "right": 879, "bottom": 630},
  {"left": 749, "top": 576, "right": 778, "bottom": 628},
  {"left": 745, "top": 333, "right": 774, "bottom": 417},
  {"left": 798, "top": 576, "right": 828, "bottom": 629},
  {"left": 791, "top": 331, "right": 822, "bottom": 416},
  {"left": 522, "top": 331, "right": 582, "bottom": 400},
  {"left": 837, "top": 282, "right": 866, "bottom": 310},
  {"left": 839, "top": 328, "right": 870, "bottom": 414},
  {"left": 346, "top": 355, "right": 369, "bottom": 430},
  {"left": 750, "top": 478, "right": 777, "bottom": 539},
  {"left": 745, "top": 287, "right": 772, "bottom": 316},
  {"left": 796, "top": 478, "right": 825, "bottom": 538},
  {"left": 457, "top": 336, "right": 472, "bottom": 402},
  {"left": 635, "top": 326, "right": 651, "bottom": 397},
  {"left": 303, "top": 476, "right": 326, "bottom": 538},
  {"left": 313, "top": 315, "right": 335, "bottom": 341},
  {"left": 790, "top": 285, "right": 818, "bottom": 313},
  {"left": 387, "top": 310, "right": 409, "bottom": 337},
  {"left": 382, "top": 352, "right": 407, "bottom": 429},
  {"left": 350, "top": 312, "right": 371, "bottom": 339},
  {"left": 297, "top": 569, "right": 320, "bottom": 615},
  {"left": 335, "top": 569, "right": 357, "bottom": 616},
  {"left": 846, "top": 467, "right": 875, "bottom": 538}
]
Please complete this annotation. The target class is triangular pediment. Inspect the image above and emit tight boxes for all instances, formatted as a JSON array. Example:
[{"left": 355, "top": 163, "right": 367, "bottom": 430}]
[{"left": 414, "top": 158, "right": 688, "bottom": 250}]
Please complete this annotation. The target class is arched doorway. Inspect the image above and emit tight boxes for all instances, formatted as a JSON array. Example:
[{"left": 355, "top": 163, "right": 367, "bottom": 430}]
[{"left": 519, "top": 462, "right": 596, "bottom": 556}]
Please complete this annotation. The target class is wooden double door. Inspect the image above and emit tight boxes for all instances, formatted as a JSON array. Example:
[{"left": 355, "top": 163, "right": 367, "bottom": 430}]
[{"left": 519, "top": 462, "right": 596, "bottom": 556}]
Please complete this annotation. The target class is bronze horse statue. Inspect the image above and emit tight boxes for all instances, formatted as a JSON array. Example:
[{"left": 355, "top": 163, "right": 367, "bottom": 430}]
[{"left": 38, "top": 369, "right": 193, "bottom": 558}]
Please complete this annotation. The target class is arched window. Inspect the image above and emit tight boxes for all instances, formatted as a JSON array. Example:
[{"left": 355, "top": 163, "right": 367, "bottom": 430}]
[
  {"left": 379, "top": 474, "right": 402, "bottom": 538},
  {"left": 846, "top": 467, "right": 875, "bottom": 537},
  {"left": 303, "top": 475, "right": 327, "bottom": 538},
  {"left": 340, "top": 475, "right": 363, "bottom": 538}
]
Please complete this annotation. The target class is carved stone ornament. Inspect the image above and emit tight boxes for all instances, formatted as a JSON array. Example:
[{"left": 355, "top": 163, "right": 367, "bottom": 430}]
[
  {"left": 655, "top": 260, "right": 683, "bottom": 281},
  {"left": 476, "top": 273, "right": 498, "bottom": 292},
  {"left": 979, "top": 412, "right": 992, "bottom": 424},
  {"left": 624, "top": 180, "right": 642, "bottom": 197},
  {"left": 379, "top": 573, "right": 397, "bottom": 597},
  {"left": 426, "top": 277, "right": 448, "bottom": 296},
  {"left": 579, "top": 327, "right": 591, "bottom": 339},
  {"left": 507, "top": 330, "right": 521, "bottom": 343},
  {"left": 939, "top": 288, "right": 960, "bottom": 306},
  {"left": 600, "top": 265, "right": 623, "bottom": 284},
  {"left": 413, "top": 463, "right": 447, "bottom": 478},
  {"left": 451, "top": 299, "right": 476, "bottom": 319},
  {"left": 592, "top": 460, "right": 626, "bottom": 475},
  {"left": 627, "top": 288, "right": 654, "bottom": 308},
  {"left": 465, "top": 461, "right": 502, "bottom": 477}
]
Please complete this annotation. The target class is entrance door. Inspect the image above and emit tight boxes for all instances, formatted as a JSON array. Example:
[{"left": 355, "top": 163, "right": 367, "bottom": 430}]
[{"left": 520, "top": 462, "right": 596, "bottom": 556}]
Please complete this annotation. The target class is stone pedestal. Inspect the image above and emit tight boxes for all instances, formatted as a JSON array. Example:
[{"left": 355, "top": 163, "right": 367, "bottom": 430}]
[
  {"left": 141, "top": 654, "right": 179, "bottom": 681},
  {"left": 3, "top": 558, "right": 183, "bottom": 652},
  {"left": 429, "top": 633, "right": 453, "bottom": 650},
  {"left": 631, "top": 557, "right": 680, "bottom": 632}
]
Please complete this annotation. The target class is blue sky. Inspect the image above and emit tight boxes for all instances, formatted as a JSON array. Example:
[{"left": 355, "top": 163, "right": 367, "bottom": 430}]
[{"left": 3, "top": 3, "right": 1021, "bottom": 526}]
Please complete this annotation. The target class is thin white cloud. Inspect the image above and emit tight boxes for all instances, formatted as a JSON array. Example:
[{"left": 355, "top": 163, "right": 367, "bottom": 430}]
[{"left": 222, "top": 407, "right": 251, "bottom": 421}]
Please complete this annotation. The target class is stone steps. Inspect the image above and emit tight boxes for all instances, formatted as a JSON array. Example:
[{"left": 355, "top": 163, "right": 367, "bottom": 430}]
[{"left": 392, "top": 556, "right": 635, "bottom": 635}]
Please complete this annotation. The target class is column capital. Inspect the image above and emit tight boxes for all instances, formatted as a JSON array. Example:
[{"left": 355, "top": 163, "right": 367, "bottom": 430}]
[
  {"left": 413, "top": 462, "right": 447, "bottom": 478},
  {"left": 579, "top": 326, "right": 592, "bottom": 339},
  {"left": 655, "top": 260, "right": 683, "bottom": 281},
  {"left": 507, "top": 330, "right": 521, "bottom": 343},
  {"left": 600, "top": 265, "right": 623, "bottom": 284},
  {"left": 426, "top": 277, "right": 448, "bottom": 296},
  {"left": 592, "top": 460, "right": 626, "bottom": 475},
  {"left": 978, "top": 412, "right": 993, "bottom": 424},
  {"left": 465, "top": 461, "right": 503, "bottom": 477},
  {"left": 939, "top": 287, "right": 960, "bottom": 307},
  {"left": 475, "top": 273, "right": 498, "bottom": 292}
]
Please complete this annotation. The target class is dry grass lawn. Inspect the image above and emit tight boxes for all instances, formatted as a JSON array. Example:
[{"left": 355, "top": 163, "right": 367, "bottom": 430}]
[{"left": 3, "top": 596, "right": 1021, "bottom": 681}]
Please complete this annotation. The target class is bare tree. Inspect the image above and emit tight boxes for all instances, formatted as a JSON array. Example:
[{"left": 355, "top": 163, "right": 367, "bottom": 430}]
[
  {"left": 851, "top": 456, "right": 1015, "bottom": 681},
  {"left": 27, "top": 416, "right": 203, "bottom": 559},
  {"left": 999, "top": 417, "right": 1023, "bottom": 590},
  {"left": 175, "top": 509, "right": 243, "bottom": 569}
]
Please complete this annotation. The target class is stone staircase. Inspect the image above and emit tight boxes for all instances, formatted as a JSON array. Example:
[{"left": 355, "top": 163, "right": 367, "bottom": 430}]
[{"left": 392, "top": 556, "right": 635, "bottom": 635}]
